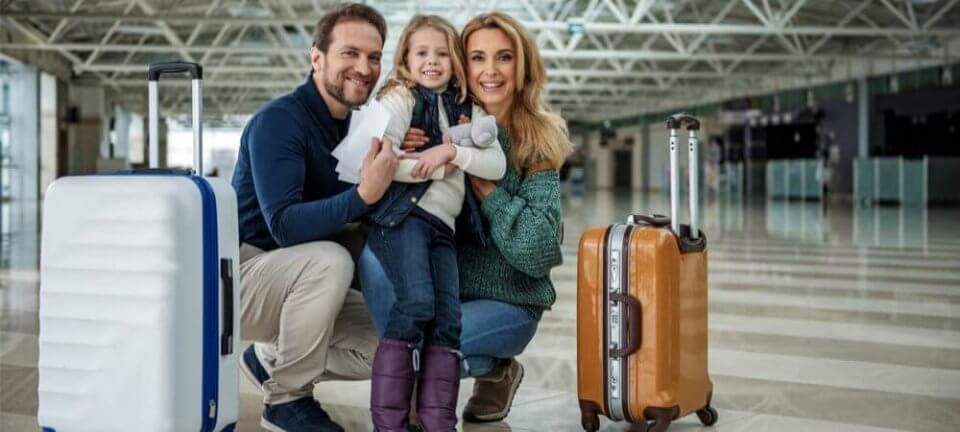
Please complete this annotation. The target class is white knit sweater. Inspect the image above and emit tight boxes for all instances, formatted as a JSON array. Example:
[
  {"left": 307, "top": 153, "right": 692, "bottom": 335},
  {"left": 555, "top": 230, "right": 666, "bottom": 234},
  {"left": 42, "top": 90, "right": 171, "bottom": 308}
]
[{"left": 377, "top": 87, "right": 506, "bottom": 230}]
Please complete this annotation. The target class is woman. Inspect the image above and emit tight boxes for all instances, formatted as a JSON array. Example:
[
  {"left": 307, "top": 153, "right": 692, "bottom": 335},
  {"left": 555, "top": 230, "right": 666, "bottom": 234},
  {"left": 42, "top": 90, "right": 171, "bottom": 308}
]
[{"left": 359, "top": 11, "right": 570, "bottom": 423}]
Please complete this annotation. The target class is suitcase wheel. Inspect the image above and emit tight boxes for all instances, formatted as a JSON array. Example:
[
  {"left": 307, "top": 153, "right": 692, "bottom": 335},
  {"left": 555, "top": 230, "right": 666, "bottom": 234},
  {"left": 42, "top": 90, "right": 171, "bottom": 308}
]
[
  {"left": 580, "top": 411, "right": 599, "bottom": 431},
  {"left": 647, "top": 421, "right": 671, "bottom": 432},
  {"left": 696, "top": 405, "right": 719, "bottom": 426},
  {"left": 578, "top": 401, "right": 601, "bottom": 431}
]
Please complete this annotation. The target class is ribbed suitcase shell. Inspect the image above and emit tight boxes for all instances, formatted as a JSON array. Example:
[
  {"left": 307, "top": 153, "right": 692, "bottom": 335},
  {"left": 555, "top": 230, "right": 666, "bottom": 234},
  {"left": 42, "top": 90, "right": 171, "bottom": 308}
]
[
  {"left": 38, "top": 175, "right": 239, "bottom": 432},
  {"left": 576, "top": 222, "right": 713, "bottom": 431}
]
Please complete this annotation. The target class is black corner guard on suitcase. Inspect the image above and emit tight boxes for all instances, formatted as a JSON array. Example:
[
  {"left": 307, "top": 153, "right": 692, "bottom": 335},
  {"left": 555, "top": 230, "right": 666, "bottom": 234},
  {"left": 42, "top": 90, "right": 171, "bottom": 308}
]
[
  {"left": 644, "top": 405, "right": 681, "bottom": 431},
  {"left": 608, "top": 292, "right": 642, "bottom": 358},
  {"left": 677, "top": 225, "right": 708, "bottom": 254},
  {"left": 219, "top": 258, "right": 234, "bottom": 356}
]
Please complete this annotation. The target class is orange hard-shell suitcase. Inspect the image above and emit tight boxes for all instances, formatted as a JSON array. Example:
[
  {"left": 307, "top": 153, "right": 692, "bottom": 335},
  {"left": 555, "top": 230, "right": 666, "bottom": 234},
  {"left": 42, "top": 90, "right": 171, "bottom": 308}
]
[{"left": 576, "top": 114, "right": 717, "bottom": 432}]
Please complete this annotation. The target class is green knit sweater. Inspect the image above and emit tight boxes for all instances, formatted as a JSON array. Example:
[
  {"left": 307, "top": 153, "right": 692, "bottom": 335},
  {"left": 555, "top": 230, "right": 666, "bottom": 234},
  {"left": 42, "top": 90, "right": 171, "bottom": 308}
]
[{"left": 458, "top": 130, "right": 564, "bottom": 320}]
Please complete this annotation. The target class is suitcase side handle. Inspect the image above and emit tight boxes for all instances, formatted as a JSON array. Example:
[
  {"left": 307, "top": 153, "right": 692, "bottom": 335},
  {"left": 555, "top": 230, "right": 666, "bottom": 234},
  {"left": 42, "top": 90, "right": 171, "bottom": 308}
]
[
  {"left": 666, "top": 113, "right": 700, "bottom": 240},
  {"left": 147, "top": 61, "right": 203, "bottom": 174},
  {"left": 609, "top": 293, "right": 642, "bottom": 358},
  {"left": 219, "top": 258, "right": 234, "bottom": 356}
]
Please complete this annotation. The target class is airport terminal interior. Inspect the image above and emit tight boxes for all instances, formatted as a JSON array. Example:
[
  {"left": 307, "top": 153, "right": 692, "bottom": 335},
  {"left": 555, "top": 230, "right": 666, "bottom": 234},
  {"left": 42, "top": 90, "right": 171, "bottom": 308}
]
[{"left": 1, "top": 0, "right": 959, "bottom": 431}]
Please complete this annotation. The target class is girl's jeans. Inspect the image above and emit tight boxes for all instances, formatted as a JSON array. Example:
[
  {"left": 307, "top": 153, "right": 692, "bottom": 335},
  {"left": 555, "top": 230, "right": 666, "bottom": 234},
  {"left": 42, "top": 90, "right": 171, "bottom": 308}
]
[
  {"left": 360, "top": 230, "right": 539, "bottom": 377},
  {"left": 365, "top": 208, "right": 461, "bottom": 349}
]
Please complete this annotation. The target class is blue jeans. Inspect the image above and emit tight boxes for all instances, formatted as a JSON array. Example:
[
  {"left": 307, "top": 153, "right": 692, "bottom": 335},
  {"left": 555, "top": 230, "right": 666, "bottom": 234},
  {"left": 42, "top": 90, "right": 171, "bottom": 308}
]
[
  {"left": 365, "top": 208, "right": 460, "bottom": 348},
  {"left": 359, "top": 242, "right": 539, "bottom": 377}
]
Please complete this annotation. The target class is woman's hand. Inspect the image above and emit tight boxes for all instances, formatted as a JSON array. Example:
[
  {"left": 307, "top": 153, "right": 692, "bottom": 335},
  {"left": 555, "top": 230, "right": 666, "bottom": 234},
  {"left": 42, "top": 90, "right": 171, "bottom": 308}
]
[
  {"left": 402, "top": 128, "right": 429, "bottom": 152},
  {"left": 401, "top": 144, "right": 456, "bottom": 179},
  {"left": 469, "top": 176, "right": 496, "bottom": 200}
]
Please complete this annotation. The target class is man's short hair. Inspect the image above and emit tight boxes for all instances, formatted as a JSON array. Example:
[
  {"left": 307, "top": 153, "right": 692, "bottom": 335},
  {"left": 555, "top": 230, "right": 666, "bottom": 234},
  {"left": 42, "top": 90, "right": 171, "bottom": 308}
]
[{"left": 312, "top": 3, "right": 387, "bottom": 52}]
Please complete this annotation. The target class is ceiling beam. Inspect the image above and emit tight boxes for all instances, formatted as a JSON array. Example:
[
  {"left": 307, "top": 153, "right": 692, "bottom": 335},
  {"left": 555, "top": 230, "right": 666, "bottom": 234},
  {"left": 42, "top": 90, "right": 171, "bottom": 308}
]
[
  {"left": 2, "top": 42, "right": 945, "bottom": 61},
  {"left": 923, "top": 0, "right": 960, "bottom": 30},
  {"left": 110, "top": 78, "right": 711, "bottom": 93},
  {"left": 3, "top": 11, "right": 959, "bottom": 37},
  {"left": 9, "top": 62, "right": 822, "bottom": 79}
]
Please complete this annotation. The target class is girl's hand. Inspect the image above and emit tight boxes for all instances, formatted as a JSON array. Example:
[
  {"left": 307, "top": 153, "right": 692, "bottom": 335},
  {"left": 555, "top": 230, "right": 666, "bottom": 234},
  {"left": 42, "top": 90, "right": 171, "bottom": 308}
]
[
  {"left": 401, "top": 144, "right": 456, "bottom": 179},
  {"left": 469, "top": 176, "right": 496, "bottom": 200},
  {"left": 402, "top": 128, "right": 429, "bottom": 152},
  {"left": 458, "top": 114, "right": 470, "bottom": 125}
]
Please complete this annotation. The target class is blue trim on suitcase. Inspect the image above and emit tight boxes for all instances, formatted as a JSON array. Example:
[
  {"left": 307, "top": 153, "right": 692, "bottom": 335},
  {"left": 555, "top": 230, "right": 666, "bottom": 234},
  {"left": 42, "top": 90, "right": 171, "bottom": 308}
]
[
  {"left": 41, "top": 427, "right": 56, "bottom": 432},
  {"left": 189, "top": 175, "right": 220, "bottom": 432}
]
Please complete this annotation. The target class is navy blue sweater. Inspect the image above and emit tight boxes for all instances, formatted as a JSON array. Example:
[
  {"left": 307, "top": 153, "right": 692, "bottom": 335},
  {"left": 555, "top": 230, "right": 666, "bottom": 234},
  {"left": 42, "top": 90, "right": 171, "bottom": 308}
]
[{"left": 232, "top": 76, "right": 370, "bottom": 251}]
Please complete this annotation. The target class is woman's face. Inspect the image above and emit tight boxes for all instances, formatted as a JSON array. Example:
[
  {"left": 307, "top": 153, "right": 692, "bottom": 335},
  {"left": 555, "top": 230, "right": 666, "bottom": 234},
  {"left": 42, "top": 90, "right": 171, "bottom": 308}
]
[{"left": 466, "top": 27, "right": 516, "bottom": 118}]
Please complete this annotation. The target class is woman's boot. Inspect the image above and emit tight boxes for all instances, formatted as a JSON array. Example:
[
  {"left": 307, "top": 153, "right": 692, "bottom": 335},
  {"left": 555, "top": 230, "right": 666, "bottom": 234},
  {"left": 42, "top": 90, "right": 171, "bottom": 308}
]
[
  {"left": 416, "top": 346, "right": 461, "bottom": 431},
  {"left": 371, "top": 339, "right": 417, "bottom": 432}
]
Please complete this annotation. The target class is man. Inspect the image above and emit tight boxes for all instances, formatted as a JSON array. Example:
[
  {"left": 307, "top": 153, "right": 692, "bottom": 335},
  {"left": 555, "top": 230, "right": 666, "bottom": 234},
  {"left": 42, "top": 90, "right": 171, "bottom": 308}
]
[{"left": 230, "top": 4, "right": 397, "bottom": 431}]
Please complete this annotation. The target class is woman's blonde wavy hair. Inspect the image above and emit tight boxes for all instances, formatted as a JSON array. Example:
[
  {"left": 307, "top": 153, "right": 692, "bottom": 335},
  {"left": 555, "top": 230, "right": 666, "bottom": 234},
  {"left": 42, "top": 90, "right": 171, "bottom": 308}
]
[
  {"left": 377, "top": 14, "right": 468, "bottom": 104},
  {"left": 461, "top": 12, "right": 571, "bottom": 172}
]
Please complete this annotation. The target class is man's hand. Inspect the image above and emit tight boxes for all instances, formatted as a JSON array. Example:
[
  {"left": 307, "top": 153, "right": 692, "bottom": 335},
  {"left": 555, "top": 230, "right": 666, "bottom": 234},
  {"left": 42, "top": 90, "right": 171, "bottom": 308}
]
[
  {"left": 402, "top": 128, "right": 428, "bottom": 152},
  {"left": 401, "top": 143, "right": 456, "bottom": 179},
  {"left": 358, "top": 138, "right": 398, "bottom": 205}
]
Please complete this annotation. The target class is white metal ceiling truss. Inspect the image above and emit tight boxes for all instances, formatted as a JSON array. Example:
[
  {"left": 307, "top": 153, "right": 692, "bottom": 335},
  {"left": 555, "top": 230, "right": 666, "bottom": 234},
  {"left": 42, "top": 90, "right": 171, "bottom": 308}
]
[{"left": 2, "top": 0, "right": 959, "bottom": 122}]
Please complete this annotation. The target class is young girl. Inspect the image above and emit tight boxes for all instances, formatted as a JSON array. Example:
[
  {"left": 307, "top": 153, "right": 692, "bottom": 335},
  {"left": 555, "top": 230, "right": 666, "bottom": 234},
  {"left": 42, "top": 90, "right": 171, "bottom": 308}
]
[{"left": 363, "top": 14, "right": 506, "bottom": 432}]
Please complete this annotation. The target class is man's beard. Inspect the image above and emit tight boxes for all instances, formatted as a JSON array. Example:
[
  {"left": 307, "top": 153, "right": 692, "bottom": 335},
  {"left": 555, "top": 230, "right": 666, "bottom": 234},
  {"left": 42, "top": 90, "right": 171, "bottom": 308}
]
[{"left": 323, "top": 70, "right": 370, "bottom": 109}]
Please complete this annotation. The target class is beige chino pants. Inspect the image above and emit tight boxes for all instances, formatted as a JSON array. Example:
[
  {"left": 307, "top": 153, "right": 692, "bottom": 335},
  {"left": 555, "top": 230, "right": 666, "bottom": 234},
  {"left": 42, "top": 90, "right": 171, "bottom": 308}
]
[{"left": 239, "top": 230, "right": 377, "bottom": 404}]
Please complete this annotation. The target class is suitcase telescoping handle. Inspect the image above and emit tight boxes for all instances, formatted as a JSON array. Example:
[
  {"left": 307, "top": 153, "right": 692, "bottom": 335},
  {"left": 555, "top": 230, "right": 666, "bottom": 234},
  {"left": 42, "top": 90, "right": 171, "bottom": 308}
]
[
  {"left": 609, "top": 292, "right": 642, "bottom": 358},
  {"left": 666, "top": 113, "right": 701, "bottom": 239},
  {"left": 148, "top": 61, "right": 203, "bottom": 174}
]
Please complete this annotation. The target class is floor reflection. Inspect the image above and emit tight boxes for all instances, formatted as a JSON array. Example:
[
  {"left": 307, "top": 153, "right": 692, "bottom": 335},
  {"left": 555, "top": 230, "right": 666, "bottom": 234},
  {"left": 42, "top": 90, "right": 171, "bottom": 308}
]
[
  {"left": 0, "top": 198, "right": 39, "bottom": 270},
  {"left": 2, "top": 190, "right": 960, "bottom": 431},
  {"left": 853, "top": 204, "right": 928, "bottom": 249},
  {"left": 764, "top": 199, "right": 829, "bottom": 242}
]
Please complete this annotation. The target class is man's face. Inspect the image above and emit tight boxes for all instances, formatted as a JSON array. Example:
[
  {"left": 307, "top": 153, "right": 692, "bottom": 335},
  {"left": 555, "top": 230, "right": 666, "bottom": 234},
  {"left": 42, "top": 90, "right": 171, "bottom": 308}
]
[{"left": 311, "top": 20, "right": 383, "bottom": 113}]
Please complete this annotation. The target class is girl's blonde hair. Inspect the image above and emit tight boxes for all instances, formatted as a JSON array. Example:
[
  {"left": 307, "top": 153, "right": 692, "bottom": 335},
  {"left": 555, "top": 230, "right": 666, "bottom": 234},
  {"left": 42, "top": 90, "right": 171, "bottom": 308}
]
[
  {"left": 378, "top": 14, "right": 468, "bottom": 103},
  {"left": 461, "top": 12, "right": 571, "bottom": 172}
]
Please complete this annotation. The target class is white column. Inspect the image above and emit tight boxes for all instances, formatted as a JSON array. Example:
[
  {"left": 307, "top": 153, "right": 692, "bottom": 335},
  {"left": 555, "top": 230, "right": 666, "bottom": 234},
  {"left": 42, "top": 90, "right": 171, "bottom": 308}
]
[
  {"left": 7, "top": 63, "right": 40, "bottom": 269},
  {"left": 39, "top": 72, "right": 58, "bottom": 196},
  {"left": 632, "top": 129, "right": 644, "bottom": 191},
  {"left": 67, "top": 85, "right": 104, "bottom": 174},
  {"left": 594, "top": 136, "right": 614, "bottom": 189},
  {"left": 113, "top": 105, "right": 130, "bottom": 159},
  {"left": 586, "top": 131, "right": 608, "bottom": 189},
  {"left": 857, "top": 78, "right": 869, "bottom": 158}
]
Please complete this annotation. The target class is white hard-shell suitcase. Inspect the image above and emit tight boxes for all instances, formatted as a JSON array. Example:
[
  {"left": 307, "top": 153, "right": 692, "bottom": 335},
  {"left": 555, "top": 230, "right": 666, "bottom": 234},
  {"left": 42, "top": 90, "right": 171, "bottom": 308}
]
[{"left": 38, "top": 61, "right": 240, "bottom": 432}]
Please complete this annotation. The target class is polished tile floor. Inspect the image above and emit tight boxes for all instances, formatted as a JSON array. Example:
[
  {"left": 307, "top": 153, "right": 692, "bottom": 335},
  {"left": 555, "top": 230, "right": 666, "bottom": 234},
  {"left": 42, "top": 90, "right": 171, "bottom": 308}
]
[{"left": 2, "top": 190, "right": 959, "bottom": 431}]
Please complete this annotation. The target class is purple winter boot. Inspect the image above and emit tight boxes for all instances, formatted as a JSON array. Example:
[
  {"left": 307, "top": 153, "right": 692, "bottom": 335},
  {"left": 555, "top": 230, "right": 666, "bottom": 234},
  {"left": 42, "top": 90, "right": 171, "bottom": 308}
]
[
  {"left": 371, "top": 338, "right": 417, "bottom": 432},
  {"left": 417, "top": 346, "right": 462, "bottom": 432}
]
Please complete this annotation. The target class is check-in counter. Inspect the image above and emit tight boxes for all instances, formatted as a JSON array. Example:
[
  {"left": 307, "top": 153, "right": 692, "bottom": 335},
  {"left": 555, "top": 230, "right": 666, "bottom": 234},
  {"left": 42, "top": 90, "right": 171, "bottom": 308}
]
[
  {"left": 766, "top": 159, "right": 823, "bottom": 200},
  {"left": 854, "top": 157, "right": 960, "bottom": 205}
]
